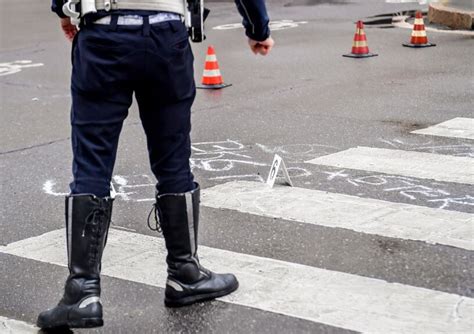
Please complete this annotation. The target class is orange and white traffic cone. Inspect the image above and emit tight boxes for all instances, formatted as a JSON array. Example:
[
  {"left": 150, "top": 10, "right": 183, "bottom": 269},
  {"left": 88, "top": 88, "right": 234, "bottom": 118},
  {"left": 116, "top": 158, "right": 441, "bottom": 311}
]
[
  {"left": 403, "top": 11, "right": 436, "bottom": 48},
  {"left": 197, "top": 46, "right": 232, "bottom": 89},
  {"left": 343, "top": 21, "right": 378, "bottom": 58}
]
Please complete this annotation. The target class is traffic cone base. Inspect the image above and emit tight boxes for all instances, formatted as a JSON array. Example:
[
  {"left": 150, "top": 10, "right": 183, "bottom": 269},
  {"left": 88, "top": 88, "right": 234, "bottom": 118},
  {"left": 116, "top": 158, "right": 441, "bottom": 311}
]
[
  {"left": 402, "top": 42, "right": 436, "bottom": 48},
  {"left": 343, "top": 52, "right": 378, "bottom": 58},
  {"left": 197, "top": 83, "right": 232, "bottom": 89}
]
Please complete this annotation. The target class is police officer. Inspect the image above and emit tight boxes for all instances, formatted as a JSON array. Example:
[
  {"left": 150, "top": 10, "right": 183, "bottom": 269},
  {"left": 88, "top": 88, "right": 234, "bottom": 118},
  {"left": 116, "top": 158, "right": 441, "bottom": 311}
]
[{"left": 37, "top": 0, "right": 273, "bottom": 330}]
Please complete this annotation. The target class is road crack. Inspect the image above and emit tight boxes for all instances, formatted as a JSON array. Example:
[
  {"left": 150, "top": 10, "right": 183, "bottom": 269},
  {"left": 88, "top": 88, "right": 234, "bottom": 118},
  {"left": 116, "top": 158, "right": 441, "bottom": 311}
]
[{"left": 0, "top": 137, "right": 70, "bottom": 155}]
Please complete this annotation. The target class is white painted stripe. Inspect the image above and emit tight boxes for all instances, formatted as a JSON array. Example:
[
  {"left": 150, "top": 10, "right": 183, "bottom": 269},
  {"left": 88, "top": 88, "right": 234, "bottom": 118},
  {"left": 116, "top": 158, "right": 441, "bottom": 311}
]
[
  {"left": 411, "top": 30, "right": 427, "bottom": 37},
  {"left": 201, "top": 181, "right": 473, "bottom": 250},
  {"left": 0, "top": 316, "right": 38, "bottom": 333},
  {"left": 205, "top": 54, "right": 217, "bottom": 62},
  {"left": 414, "top": 18, "right": 425, "bottom": 25},
  {"left": 412, "top": 117, "right": 474, "bottom": 140},
  {"left": 1, "top": 229, "right": 472, "bottom": 333},
  {"left": 306, "top": 147, "right": 474, "bottom": 185},
  {"left": 352, "top": 41, "right": 368, "bottom": 47},
  {"left": 202, "top": 69, "right": 221, "bottom": 77}
]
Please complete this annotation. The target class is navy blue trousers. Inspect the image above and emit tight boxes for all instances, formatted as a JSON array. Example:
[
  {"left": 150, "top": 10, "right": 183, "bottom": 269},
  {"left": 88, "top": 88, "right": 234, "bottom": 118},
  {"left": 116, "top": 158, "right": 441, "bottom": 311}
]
[{"left": 70, "top": 18, "right": 195, "bottom": 197}]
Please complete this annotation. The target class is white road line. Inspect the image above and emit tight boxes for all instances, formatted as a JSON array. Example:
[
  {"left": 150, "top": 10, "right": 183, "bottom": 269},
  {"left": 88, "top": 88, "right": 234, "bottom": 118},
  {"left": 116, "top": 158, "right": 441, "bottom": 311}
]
[
  {"left": 306, "top": 147, "right": 474, "bottom": 185},
  {"left": 0, "top": 316, "right": 38, "bottom": 333},
  {"left": 201, "top": 181, "right": 473, "bottom": 250},
  {"left": 1, "top": 228, "right": 472, "bottom": 333},
  {"left": 411, "top": 118, "right": 474, "bottom": 140}
]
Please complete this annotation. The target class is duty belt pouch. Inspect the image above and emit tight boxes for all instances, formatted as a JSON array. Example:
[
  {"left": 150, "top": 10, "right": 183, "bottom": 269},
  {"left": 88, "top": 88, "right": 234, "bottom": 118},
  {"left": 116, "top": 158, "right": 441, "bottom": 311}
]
[
  {"left": 185, "top": 0, "right": 210, "bottom": 43},
  {"left": 62, "top": 0, "right": 97, "bottom": 24},
  {"left": 63, "top": 0, "right": 81, "bottom": 25}
]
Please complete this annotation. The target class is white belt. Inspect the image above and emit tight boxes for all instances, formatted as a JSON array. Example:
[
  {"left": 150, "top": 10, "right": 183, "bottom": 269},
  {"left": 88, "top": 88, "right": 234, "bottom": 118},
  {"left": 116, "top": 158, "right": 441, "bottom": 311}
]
[
  {"left": 94, "top": 12, "right": 181, "bottom": 25},
  {"left": 94, "top": 0, "right": 185, "bottom": 15}
]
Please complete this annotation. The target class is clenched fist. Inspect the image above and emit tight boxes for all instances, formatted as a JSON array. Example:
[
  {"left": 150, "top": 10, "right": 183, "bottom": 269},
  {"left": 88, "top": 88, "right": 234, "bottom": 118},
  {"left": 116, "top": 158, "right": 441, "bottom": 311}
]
[
  {"left": 60, "top": 17, "right": 78, "bottom": 42},
  {"left": 248, "top": 37, "right": 274, "bottom": 56}
]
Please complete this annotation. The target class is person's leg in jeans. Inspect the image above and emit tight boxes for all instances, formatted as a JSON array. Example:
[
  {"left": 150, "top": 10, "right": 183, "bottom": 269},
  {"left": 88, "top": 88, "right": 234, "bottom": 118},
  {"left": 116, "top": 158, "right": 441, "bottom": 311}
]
[{"left": 136, "top": 20, "right": 238, "bottom": 307}]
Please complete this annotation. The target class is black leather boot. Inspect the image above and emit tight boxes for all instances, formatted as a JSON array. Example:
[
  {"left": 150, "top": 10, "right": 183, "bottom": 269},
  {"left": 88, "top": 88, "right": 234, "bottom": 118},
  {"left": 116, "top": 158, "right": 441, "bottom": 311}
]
[
  {"left": 152, "top": 184, "right": 238, "bottom": 307},
  {"left": 37, "top": 195, "right": 113, "bottom": 329}
]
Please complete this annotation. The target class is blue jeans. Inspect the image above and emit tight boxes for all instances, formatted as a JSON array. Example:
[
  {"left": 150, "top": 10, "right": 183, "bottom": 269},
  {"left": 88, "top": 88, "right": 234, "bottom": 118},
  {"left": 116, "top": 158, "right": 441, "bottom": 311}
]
[{"left": 70, "top": 18, "right": 196, "bottom": 197}]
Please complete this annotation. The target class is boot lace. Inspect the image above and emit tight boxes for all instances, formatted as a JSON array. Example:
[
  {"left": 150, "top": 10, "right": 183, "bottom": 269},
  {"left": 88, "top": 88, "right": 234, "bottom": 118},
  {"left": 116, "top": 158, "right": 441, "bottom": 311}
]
[
  {"left": 147, "top": 203, "right": 162, "bottom": 233},
  {"left": 83, "top": 202, "right": 109, "bottom": 265}
]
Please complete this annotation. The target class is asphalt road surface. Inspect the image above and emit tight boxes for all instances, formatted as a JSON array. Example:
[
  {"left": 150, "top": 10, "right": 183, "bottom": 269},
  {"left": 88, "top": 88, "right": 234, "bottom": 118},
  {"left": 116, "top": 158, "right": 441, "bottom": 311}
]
[{"left": 1, "top": 0, "right": 473, "bottom": 333}]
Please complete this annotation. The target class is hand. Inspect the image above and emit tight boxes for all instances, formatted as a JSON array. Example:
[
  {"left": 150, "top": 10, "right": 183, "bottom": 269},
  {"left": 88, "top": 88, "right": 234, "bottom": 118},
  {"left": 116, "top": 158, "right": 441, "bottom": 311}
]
[
  {"left": 60, "top": 17, "right": 78, "bottom": 42},
  {"left": 248, "top": 37, "right": 274, "bottom": 56}
]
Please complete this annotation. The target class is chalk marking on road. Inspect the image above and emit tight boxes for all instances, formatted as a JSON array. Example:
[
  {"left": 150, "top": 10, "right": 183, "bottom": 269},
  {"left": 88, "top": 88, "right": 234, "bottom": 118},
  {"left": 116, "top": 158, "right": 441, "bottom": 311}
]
[
  {"left": 306, "top": 147, "right": 474, "bottom": 185},
  {"left": 209, "top": 174, "right": 266, "bottom": 182},
  {"left": 383, "top": 182, "right": 450, "bottom": 200},
  {"left": 0, "top": 60, "right": 44, "bottom": 77},
  {"left": 379, "top": 138, "right": 401, "bottom": 148},
  {"left": 195, "top": 159, "right": 267, "bottom": 171},
  {"left": 41, "top": 140, "right": 316, "bottom": 200},
  {"left": 428, "top": 195, "right": 474, "bottom": 210},
  {"left": 411, "top": 118, "right": 474, "bottom": 140},
  {"left": 1, "top": 228, "right": 473, "bottom": 333},
  {"left": 323, "top": 169, "right": 350, "bottom": 181},
  {"left": 43, "top": 167, "right": 469, "bottom": 210},
  {"left": 111, "top": 174, "right": 157, "bottom": 201},
  {"left": 322, "top": 169, "right": 360, "bottom": 187},
  {"left": 201, "top": 181, "right": 473, "bottom": 250},
  {"left": 256, "top": 143, "right": 339, "bottom": 159},
  {"left": 316, "top": 169, "right": 471, "bottom": 210},
  {"left": 192, "top": 139, "right": 245, "bottom": 151},
  {"left": 0, "top": 316, "right": 38, "bottom": 333},
  {"left": 190, "top": 140, "right": 267, "bottom": 173},
  {"left": 42, "top": 180, "right": 68, "bottom": 197},
  {"left": 287, "top": 167, "right": 312, "bottom": 178}
]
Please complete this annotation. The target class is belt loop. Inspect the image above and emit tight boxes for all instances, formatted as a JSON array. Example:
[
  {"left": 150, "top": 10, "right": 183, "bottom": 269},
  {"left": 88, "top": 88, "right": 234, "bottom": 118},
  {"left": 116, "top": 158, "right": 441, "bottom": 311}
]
[
  {"left": 80, "top": 15, "right": 91, "bottom": 27},
  {"left": 143, "top": 16, "right": 150, "bottom": 36},
  {"left": 109, "top": 14, "right": 118, "bottom": 31}
]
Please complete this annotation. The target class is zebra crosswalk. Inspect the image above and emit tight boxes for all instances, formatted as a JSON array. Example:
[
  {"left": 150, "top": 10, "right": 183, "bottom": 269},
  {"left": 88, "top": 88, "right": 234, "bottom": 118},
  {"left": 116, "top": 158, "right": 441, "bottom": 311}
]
[
  {"left": 0, "top": 316, "right": 37, "bottom": 334},
  {"left": 201, "top": 180, "right": 473, "bottom": 250},
  {"left": 306, "top": 147, "right": 474, "bottom": 185},
  {"left": 411, "top": 117, "right": 474, "bottom": 140},
  {"left": 1, "top": 117, "right": 473, "bottom": 333},
  {"left": 1, "top": 228, "right": 473, "bottom": 333}
]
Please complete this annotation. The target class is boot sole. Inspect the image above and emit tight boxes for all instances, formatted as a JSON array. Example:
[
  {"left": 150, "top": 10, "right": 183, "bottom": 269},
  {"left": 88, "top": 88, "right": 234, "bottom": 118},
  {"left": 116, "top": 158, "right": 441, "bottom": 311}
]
[
  {"left": 37, "top": 318, "right": 103, "bottom": 330},
  {"left": 69, "top": 318, "right": 104, "bottom": 328},
  {"left": 164, "top": 280, "right": 239, "bottom": 308}
]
